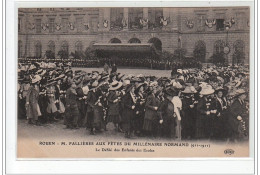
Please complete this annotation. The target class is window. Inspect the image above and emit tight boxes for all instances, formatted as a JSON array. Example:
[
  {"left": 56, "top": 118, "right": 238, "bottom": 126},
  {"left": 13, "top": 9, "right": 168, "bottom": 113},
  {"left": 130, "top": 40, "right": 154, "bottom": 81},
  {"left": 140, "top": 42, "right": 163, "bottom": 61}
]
[
  {"left": 110, "top": 8, "right": 123, "bottom": 30},
  {"left": 148, "top": 8, "right": 163, "bottom": 29},
  {"left": 61, "top": 41, "right": 69, "bottom": 54},
  {"left": 18, "top": 18, "right": 21, "bottom": 32},
  {"left": 61, "top": 18, "right": 69, "bottom": 32},
  {"left": 18, "top": 40, "right": 22, "bottom": 58},
  {"left": 37, "top": 8, "right": 41, "bottom": 12},
  {"left": 109, "top": 38, "right": 121, "bottom": 43},
  {"left": 216, "top": 19, "right": 225, "bottom": 31},
  {"left": 49, "top": 18, "right": 55, "bottom": 33},
  {"left": 76, "top": 17, "right": 83, "bottom": 32},
  {"left": 75, "top": 41, "right": 83, "bottom": 52},
  {"left": 214, "top": 40, "right": 225, "bottom": 54},
  {"left": 35, "top": 42, "right": 42, "bottom": 58},
  {"left": 129, "top": 8, "right": 143, "bottom": 29},
  {"left": 128, "top": 38, "right": 141, "bottom": 43},
  {"left": 197, "top": 14, "right": 206, "bottom": 32},
  {"left": 35, "top": 19, "right": 41, "bottom": 33},
  {"left": 48, "top": 41, "right": 55, "bottom": 53},
  {"left": 50, "top": 8, "right": 54, "bottom": 11}
]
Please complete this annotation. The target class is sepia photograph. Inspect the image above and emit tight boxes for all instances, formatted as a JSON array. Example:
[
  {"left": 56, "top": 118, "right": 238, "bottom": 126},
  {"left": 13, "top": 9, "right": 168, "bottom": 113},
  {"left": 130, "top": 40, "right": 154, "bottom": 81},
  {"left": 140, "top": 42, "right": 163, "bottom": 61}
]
[{"left": 17, "top": 6, "right": 252, "bottom": 158}]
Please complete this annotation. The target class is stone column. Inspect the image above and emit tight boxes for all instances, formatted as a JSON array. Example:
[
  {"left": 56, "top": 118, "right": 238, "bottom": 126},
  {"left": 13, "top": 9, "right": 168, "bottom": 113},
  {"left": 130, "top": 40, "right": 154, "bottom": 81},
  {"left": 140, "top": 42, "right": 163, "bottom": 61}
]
[
  {"left": 103, "top": 8, "right": 110, "bottom": 31},
  {"left": 123, "top": 8, "right": 129, "bottom": 30},
  {"left": 142, "top": 8, "right": 148, "bottom": 30}
]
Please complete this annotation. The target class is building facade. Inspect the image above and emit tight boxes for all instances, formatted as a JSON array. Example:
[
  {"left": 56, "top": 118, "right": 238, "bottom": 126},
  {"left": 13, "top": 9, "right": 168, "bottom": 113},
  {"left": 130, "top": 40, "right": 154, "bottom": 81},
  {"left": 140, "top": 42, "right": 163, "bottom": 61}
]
[{"left": 18, "top": 7, "right": 250, "bottom": 64}]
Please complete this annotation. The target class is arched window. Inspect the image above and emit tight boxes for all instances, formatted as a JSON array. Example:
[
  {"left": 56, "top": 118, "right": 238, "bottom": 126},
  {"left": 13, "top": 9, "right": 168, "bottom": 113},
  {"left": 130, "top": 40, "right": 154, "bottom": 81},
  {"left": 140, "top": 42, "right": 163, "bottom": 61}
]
[
  {"left": 194, "top": 40, "right": 206, "bottom": 62},
  {"left": 48, "top": 41, "right": 55, "bottom": 53},
  {"left": 35, "top": 41, "right": 42, "bottom": 58},
  {"left": 234, "top": 40, "right": 245, "bottom": 53},
  {"left": 61, "top": 41, "right": 69, "bottom": 54},
  {"left": 18, "top": 40, "right": 22, "bottom": 58},
  {"left": 214, "top": 40, "right": 225, "bottom": 54},
  {"left": 148, "top": 37, "right": 162, "bottom": 51},
  {"left": 128, "top": 38, "right": 141, "bottom": 43},
  {"left": 233, "top": 40, "right": 245, "bottom": 65},
  {"left": 75, "top": 41, "right": 83, "bottom": 52},
  {"left": 109, "top": 38, "right": 122, "bottom": 43}
]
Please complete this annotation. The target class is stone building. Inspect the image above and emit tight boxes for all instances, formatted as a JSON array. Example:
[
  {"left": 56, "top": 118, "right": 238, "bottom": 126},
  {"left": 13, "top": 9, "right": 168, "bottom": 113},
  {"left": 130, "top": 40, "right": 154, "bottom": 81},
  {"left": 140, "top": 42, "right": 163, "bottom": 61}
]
[{"left": 18, "top": 7, "right": 250, "bottom": 64}]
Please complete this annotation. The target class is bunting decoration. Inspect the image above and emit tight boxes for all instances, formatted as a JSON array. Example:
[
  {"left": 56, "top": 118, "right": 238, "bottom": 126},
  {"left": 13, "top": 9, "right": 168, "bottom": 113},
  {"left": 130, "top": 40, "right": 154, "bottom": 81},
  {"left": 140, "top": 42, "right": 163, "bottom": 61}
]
[
  {"left": 28, "top": 23, "right": 35, "bottom": 30},
  {"left": 160, "top": 16, "right": 170, "bottom": 26},
  {"left": 205, "top": 19, "right": 216, "bottom": 28},
  {"left": 83, "top": 22, "right": 89, "bottom": 30},
  {"left": 68, "top": 22, "right": 74, "bottom": 30},
  {"left": 140, "top": 18, "right": 148, "bottom": 27},
  {"left": 122, "top": 18, "right": 127, "bottom": 28},
  {"left": 186, "top": 19, "right": 194, "bottom": 29},
  {"left": 41, "top": 23, "right": 49, "bottom": 31},
  {"left": 103, "top": 20, "right": 109, "bottom": 28},
  {"left": 55, "top": 23, "right": 62, "bottom": 31}
]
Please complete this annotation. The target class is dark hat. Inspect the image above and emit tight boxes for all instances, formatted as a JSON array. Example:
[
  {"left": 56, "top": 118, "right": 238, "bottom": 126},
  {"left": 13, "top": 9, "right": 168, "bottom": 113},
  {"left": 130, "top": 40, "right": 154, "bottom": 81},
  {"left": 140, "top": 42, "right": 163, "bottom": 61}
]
[
  {"left": 134, "top": 83, "right": 146, "bottom": 94},
  {"left": 164, "top": 86, "right": 177, "bottom": 97},
  {"left": 215, "top": 86, "right": 228, "bottom": 95},
  {"left": 125, "top": 84, "right": 135, "bottom": 93},
  {"left": 75, "top": 70, "right": 82, "bottom": 74}
]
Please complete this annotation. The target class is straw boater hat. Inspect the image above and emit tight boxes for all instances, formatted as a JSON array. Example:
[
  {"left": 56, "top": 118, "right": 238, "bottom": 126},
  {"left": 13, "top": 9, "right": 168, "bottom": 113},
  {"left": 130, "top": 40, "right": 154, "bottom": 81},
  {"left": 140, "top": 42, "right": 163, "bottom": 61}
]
[
  {"left": 200, "top": 85, "right": 215, "bottom": 95},
  {"left": 234, "top": 89, "right": 246, "bottom": 98},
  {"left": 182, "top": 86, "right": 197, "bottom": 94},
  {"left": 215, "top": 86, "right": 228, "bottom": 95},
  {"left": 91, "top": 81, "right": 99, "bottom": 88},
  {"left": 109, "top": 81, "right": 123, "bottom": 91},
  {"left": 31, "top": 75, "right": 42, "bottom": 84},
  {"left": 123, "top": 79, "right": 131, "bottom": 87}
]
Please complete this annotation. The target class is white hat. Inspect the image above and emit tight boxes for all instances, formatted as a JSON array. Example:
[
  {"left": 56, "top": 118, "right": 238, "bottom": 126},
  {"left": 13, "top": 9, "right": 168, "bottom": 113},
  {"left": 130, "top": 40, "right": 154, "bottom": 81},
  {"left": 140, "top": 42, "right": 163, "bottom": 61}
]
[
  {"left": 123, "top": 80, "right": 131, "bottom": 86},
  {"left": 200, "top": 85, "right": 215, "bottom": 95},
  {"left": 31, "top": 75, "right": 42, "bottom": 84},
  {"left": 177, "top": 69, "right": 183, "bottom": 74},
  {"left": 109, "top": 81, "right": 123, "bottom": 91},
  {"left": 92, "top": 81, "right": 99, "bottom": 87}
]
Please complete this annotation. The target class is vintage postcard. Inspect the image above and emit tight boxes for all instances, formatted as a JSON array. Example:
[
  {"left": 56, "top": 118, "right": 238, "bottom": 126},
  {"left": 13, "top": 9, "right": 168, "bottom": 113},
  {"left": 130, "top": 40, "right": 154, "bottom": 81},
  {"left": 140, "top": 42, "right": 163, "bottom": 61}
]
[{"left": 17, "top": 6, "right": 252, "bottom": 158}]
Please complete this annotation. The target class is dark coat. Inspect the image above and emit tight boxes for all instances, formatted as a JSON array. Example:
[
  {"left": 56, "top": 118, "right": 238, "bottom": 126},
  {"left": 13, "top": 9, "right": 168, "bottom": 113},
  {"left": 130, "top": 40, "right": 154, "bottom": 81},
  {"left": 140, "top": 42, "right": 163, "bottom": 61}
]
[
  {"left": 144, "top": 94, "right": 160, "bottom": 121},
  {"left": 86, "top": 90, "right": 98, "bottom": 113},
  {"left": 121, "top": 93, "right": 135, "bottom": 123},
  {"left": 229, "top": 98, "right": 249, "bottom": 140},
  {"left": 107, "top": 91, "right": 120, "bottom": 116}
]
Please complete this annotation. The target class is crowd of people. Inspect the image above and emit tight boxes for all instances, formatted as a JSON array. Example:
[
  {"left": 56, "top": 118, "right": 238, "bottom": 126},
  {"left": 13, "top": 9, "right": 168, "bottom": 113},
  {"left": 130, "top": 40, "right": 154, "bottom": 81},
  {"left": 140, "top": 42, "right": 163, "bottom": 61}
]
[
  {"left": 18, "top": 57, "right": 202, "bottom": 70},
  {"left": 18, "top": 60, "right": 249, "bottom": 142}
]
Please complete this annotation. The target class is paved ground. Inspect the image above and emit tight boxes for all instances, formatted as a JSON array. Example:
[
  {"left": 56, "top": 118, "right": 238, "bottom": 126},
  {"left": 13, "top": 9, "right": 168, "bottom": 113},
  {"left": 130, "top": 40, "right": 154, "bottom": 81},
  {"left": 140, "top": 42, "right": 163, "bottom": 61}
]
[{"left": 73, "top": 67, "right": 172, "bottom": 77}]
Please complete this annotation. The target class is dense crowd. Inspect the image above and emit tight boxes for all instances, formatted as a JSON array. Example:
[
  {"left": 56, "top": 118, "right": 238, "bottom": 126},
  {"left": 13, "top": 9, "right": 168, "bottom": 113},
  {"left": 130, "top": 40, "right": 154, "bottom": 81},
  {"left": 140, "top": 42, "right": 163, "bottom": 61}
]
[
  {"left": 18, "top": 57, "right": 202, "bottom": 70},
  {"left": 18, "top": 60, "right": 249, "bottom": 142}
]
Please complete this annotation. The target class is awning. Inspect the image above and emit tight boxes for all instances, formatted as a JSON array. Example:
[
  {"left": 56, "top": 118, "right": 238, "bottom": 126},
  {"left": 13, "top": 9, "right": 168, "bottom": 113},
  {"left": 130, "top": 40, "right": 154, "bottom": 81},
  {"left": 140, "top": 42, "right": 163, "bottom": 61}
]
[{"left": 92, "top": 43, "right": 160, "bottom": 55}]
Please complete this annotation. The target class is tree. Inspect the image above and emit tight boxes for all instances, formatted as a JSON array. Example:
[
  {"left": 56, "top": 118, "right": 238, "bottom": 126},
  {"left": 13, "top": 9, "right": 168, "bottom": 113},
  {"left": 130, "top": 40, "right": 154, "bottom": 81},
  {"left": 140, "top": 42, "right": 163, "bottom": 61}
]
[
  {"left": 45, "top": 50, "right": 55, "bottom": 59},
  {"left": 58, "top": 50, "right": 69, "bottom": 60}
]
